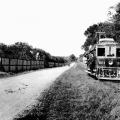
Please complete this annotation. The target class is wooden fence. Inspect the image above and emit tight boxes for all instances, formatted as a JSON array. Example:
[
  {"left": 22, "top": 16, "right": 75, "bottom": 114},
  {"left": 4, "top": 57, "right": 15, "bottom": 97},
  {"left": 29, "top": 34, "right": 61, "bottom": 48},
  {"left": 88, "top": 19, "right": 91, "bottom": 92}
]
[
  {"left": 0, "top": 57, "right": 65, "bottom": 73},
  {"left": 0, "top": 57, "right": 44, "bottom": 73}
]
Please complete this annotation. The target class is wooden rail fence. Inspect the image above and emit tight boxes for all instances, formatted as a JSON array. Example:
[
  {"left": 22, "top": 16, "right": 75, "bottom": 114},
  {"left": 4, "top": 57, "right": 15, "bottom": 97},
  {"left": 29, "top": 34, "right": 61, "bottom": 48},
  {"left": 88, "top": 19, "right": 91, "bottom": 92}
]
[
  {"left": 0, "top": 57, "right": 65, "bottom": 73},
  {"left": 0, "top": 57, "right": 44, "bottom": 73}
]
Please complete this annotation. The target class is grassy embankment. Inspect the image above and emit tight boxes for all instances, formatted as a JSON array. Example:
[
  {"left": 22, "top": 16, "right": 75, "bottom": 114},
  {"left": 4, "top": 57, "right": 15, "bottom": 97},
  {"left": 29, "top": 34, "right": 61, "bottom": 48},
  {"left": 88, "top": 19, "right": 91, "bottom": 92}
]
[{"left": 14, "top": 63, "right": 120, "bottom": 120}]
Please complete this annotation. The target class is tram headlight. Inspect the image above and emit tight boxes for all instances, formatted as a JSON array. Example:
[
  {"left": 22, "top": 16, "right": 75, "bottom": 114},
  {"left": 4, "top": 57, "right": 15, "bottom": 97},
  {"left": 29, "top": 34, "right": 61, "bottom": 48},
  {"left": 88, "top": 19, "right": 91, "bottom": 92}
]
[{"left": 108, "top": 59, "right": 113, "bottom": 65}]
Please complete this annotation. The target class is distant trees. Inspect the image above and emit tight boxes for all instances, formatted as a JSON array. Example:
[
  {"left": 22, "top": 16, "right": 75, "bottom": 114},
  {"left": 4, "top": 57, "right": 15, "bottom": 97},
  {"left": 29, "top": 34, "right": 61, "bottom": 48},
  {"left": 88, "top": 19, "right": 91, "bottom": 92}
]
[
  {"left": 9, "top": 42, "right": 33, "bottom": 59},
  {"left": 69, "top": 54, "right": 77, "bottom": 62},
  {"left": 0, "top": 42, "right": 66, "bottom": 64},
  {"left": 0, "top": 43, "right": 8, "bottom": 57}
]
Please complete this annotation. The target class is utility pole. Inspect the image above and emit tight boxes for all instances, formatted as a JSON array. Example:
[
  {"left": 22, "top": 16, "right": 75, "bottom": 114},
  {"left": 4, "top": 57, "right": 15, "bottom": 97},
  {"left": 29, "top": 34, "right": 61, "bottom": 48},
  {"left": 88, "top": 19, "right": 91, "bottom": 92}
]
[{"left": 95, "top": 32, "right": 106, "bottom": 43}]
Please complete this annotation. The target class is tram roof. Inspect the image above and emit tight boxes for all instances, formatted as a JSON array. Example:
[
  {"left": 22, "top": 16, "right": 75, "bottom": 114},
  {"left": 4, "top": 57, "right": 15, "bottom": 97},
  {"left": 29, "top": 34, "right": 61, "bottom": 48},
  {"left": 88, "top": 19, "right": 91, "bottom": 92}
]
[
  {"left": 99, "top": 38, "right": 114, "bottom": 42},
  {"left": 84, "top": 38, "right": 120, "bottom": 57},
  {"left": 97, "top": 38, "right": 119, "bottom": 46}
]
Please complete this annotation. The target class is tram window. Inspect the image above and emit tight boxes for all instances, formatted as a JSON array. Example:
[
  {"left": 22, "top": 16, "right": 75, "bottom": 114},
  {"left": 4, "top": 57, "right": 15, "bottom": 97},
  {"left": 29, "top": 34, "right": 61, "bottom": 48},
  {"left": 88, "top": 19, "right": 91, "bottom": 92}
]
[
  {"left": 116, "top": 48, "right": 120, "bottom": 57},
  {"left": 97, "top": 48, "right": 105, "bottom": 56}
]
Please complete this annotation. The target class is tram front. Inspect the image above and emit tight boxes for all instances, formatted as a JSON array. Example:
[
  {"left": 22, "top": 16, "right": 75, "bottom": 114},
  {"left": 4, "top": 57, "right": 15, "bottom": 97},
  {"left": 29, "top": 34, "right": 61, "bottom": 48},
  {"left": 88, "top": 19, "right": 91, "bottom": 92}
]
[{"left": 96, "top": 38, "right": 120, "bottom": 80}]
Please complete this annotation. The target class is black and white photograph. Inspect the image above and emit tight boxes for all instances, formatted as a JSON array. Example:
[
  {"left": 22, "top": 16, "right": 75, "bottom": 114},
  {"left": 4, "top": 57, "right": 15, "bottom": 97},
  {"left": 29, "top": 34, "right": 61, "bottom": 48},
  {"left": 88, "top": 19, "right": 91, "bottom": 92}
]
[{"left": 0, "top": 0, "right": 120, "bottom": 120}]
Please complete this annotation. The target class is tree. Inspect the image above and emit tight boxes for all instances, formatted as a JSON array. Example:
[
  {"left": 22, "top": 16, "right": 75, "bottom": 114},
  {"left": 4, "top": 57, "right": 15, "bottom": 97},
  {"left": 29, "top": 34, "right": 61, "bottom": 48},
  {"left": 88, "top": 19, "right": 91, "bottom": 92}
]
[
  {"left": 82, "top": 24, "right": 99, "bottom": 51},
  {"left": 69, "top": 54, "right": 76, "bottom": 62},
  {"left": 13, "top": 42, "right": 34, "bottom": 59},
  {"left": 109, "top": 3, "right": 120, "bottom": 24},
  {"left": 82, "top": 22, "right": 115, "bottom": 51},
  {"left": 0, "top": 43, "right": 8, "bottom": 57},
  {"left": 108, "top": 2, "right": 120, "bottom": 42},
  {"left": 0, "top": 41, "right": 67, "bottom": 66}
]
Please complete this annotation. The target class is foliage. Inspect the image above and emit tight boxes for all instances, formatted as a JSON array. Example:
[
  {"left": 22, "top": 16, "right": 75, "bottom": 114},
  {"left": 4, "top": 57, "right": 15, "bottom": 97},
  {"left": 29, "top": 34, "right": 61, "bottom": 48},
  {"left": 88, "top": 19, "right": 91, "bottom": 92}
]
[
  {"left": 82, "top": 22, "right": 115, "bottom": 51},
  {"left": 109, "top": 3, "right": 120, "bottom": 24},
  {"left": 82, "top": 2, "right": 120, "bottom": 51},
  {"left": 69, "top": 54, "right": 77, "bottom": 62},
  {"left": 108, "top": 2, "right": 120, "bottom": 42},
  {"left": 0, "top": 43, "right": 8, "bottom": 57},
  {"left": 0, "top": 42, "right": 66, "bottom": 64}
]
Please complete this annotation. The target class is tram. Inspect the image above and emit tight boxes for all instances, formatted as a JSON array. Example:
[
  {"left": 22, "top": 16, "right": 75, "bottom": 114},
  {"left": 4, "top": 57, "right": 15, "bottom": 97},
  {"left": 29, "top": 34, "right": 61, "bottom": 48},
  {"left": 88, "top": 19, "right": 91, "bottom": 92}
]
[{"left": 85, "top": 34, "right": 120, "bottom": 80}]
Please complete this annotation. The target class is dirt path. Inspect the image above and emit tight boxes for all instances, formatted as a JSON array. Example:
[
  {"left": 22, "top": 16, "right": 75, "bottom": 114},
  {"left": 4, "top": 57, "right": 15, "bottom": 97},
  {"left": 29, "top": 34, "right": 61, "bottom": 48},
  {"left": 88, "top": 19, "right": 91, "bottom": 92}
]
[{"left": 0, "top": 64, "right": 74, "bottom": 120}]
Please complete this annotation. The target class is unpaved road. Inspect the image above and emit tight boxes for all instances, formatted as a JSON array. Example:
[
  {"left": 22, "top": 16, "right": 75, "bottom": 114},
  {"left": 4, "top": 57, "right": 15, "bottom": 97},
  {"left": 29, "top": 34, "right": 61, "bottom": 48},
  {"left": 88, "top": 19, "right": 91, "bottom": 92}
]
[{"left": 0, "top": 64, "right": 74, "bottom": 120}]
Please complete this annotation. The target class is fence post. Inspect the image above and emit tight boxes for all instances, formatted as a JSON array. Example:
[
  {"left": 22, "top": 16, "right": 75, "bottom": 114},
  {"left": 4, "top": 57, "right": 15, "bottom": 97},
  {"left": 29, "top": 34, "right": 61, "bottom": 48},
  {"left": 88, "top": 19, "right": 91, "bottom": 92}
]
[
  {"left": 9, "top": 58, "right": 10, "bottom": 72},
  {"left": 22, "top": 60, "right": 23, "bottom": 72},
  {"left": 16, "top": 59, "right": 18, "bottom": 73}
]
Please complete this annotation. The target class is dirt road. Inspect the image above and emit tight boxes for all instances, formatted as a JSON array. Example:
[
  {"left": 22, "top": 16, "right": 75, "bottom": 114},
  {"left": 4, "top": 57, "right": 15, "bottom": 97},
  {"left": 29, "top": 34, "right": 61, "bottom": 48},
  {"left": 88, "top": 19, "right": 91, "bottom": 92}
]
[{"left": 0, "top": 64, "right": 74, "bottom": 120}]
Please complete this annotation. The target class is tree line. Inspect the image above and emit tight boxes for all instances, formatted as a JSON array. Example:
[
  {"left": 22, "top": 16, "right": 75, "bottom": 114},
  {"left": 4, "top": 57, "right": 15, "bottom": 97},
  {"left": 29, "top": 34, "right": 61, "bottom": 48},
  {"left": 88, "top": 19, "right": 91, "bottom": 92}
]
[
  {"left": 0, "top": 42, "right": 77, "bottom": 65},
  {"left": 0, "top": 42, "right": 66, "bottom": 64},
  {"left": 82, "top": 2, "right": 120, "bottom": 51}
]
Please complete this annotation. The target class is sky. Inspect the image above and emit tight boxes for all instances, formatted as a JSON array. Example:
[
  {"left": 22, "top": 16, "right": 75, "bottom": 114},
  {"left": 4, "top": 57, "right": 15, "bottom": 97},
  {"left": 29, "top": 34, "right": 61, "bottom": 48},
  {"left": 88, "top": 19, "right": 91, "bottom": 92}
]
[{"left": 0, "top": 0, "right": 120, "bottom": 57}]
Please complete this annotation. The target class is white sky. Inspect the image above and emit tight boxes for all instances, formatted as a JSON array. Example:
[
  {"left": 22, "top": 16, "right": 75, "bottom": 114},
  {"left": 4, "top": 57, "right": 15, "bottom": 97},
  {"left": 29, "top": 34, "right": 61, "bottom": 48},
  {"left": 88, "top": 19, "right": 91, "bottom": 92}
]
[{"left": 0, "top": 0, "right": 120, "bottom": 57}]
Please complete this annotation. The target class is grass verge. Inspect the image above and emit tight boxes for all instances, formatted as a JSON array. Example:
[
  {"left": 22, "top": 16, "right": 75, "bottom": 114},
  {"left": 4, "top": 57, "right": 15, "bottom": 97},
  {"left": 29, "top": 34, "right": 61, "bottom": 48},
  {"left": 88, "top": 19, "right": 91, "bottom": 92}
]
[{"left": 14, "top": 63, "right": 120, "bottom": 120}]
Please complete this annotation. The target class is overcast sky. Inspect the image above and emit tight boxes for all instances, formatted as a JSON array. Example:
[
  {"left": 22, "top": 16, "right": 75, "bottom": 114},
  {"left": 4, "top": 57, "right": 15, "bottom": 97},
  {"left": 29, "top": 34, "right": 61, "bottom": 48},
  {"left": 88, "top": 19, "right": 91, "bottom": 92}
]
[{"left": 0, "top": 0, "right": 120, "bottom": 57}]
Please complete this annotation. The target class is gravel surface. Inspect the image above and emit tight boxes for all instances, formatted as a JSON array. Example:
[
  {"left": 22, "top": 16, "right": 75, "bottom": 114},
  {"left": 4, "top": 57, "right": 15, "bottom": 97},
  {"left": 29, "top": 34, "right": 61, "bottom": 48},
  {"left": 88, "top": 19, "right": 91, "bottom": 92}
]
[{"left": 0, "top": 65, "right": 73, "bottom": 120}]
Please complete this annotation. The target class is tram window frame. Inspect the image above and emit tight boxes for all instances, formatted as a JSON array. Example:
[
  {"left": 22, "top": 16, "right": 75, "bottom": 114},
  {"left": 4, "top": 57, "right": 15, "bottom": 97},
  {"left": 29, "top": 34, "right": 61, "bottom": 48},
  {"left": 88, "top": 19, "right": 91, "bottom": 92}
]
[
  {"left": 97, "top": 48, "right": 105, "bottom": 56},
  {"left": 116, "top": 48, "right": 120, "bottom": 57}
]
